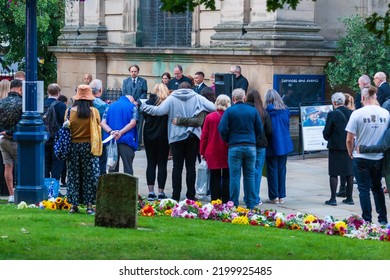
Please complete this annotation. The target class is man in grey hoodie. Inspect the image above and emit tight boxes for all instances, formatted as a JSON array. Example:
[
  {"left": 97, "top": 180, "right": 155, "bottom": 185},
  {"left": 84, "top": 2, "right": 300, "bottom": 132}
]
[{"left": 141, "top": 82, "right": 215, "bottom": 201}]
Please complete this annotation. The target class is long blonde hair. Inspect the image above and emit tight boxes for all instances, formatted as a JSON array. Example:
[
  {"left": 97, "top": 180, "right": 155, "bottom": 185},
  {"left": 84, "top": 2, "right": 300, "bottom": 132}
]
[
  {"left": 0, "top": 79, "right": 11, "bottom": 99},
  {"left": 153, "top": 83, "right": 170, "bottom": 106},
  {"left": 344, "top": 93, "right": 355, "bottom": 110}
]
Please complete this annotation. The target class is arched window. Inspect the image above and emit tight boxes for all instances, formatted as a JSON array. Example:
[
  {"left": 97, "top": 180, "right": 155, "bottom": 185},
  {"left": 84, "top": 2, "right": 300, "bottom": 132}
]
[{"left": 140, "top": 0, "right": 192, "bottom": 47}]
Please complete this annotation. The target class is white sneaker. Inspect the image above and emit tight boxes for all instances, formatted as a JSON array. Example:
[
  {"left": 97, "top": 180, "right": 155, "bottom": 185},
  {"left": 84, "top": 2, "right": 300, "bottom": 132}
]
[{"left": 8, "top": 195, "right": 14, "bottom": 203}]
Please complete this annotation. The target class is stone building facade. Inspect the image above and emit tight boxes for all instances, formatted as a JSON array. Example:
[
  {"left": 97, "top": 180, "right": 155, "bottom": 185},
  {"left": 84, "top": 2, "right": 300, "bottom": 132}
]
[{"left": 49, "top": 0, "right": 387, "bottom": 150}]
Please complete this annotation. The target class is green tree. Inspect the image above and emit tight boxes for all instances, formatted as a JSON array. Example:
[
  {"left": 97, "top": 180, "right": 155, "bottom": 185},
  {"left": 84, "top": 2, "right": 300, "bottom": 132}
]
[
  {"left": 0, "top": 0, "right": 65, "bottom": 87},
  {"left": 160, "top": 0, "right": 389, "bottom": 45},
  {"left": 325, "top": 16, "right": 390, "bottom": 92}
]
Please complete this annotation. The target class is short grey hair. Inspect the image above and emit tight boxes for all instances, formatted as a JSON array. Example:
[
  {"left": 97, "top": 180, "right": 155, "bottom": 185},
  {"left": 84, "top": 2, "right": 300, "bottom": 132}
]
[
  {"left": 232, "top": 88, "right": 245, "bottom": 101},
  {"left": 358, "top": 74, "right": 371, "bottom": 87},
  {"left": 331, "top": 92, "right": 346, "bottom": 105},
  {"left": 89, "top": 79, "right": 103, "bottom": 94}
]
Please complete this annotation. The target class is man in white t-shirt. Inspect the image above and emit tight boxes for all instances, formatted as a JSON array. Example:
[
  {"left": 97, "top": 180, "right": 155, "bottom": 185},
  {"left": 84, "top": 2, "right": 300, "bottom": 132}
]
[{"left": 345, "top": 86, "right": 388, "bottom": 225}]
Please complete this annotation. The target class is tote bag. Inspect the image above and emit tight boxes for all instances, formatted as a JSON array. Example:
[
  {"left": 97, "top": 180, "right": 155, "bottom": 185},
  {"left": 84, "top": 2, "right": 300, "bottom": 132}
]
[
  {"left": 90, "top": 108, "right": 102, "bottom": 156},
  {"left": 54, "top": 109, "right": 72, "bottom": 160}
]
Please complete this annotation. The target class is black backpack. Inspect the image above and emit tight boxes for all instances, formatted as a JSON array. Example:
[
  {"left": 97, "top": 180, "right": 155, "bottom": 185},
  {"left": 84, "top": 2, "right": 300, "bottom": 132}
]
[{"left": 42, "top": 100, "right": 61, "bottom": 139}]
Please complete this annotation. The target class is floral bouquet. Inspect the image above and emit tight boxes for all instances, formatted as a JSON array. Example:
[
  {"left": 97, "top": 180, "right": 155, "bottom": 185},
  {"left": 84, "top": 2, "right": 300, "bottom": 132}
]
[
  {"left": 171, "top": 199, "right": 202, "bottom": 218},
  {"left": 154, "top": 198, "right": 177, "bottom": 216},
  {"left": 39, "top": 197, "right": 71, "bottom": 211}
]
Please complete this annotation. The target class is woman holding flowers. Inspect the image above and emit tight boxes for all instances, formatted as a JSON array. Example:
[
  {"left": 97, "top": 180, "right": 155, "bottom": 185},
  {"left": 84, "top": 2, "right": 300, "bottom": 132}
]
[{"left": 200, "top": 94, "right": 231, "bottom": 203}]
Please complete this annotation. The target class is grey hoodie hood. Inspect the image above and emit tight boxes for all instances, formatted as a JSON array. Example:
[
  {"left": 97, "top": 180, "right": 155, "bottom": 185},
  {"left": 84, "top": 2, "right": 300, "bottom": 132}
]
[{"left": 141, "top": 88, "right": 216, "bottom": 144}]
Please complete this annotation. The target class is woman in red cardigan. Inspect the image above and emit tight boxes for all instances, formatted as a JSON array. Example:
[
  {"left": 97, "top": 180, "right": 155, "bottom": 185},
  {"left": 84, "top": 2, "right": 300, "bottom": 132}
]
[{"left": 200, "top": 94, "right": 231, "bottom": 203}]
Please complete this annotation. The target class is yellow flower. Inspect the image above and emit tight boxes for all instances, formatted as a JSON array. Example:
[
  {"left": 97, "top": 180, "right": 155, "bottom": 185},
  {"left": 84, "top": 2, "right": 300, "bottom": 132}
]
[
  {"left": 236, "top": 206, "right": 249, "bottom": 213},
  {"left": 55, "top": 197, "right": 63, "bottom": 204},
  {"left": 304, "top": 214, "right": 317, "bottom": 223},
  {"left": 62, "top": 203, "right": 71, "bottom": 210},
  {"left": 334, "top": 221, "right": 347, "bottom": 232},
  {"left": 211, "top": 199, "right": 222, "bottom": 205},
  {"left": 164, "top": 209, "right": 172, "bottom": 216},
  {"left": 232, "top": 216, "right": 249, "bottom": 225},
  {"left": 275, "top": 218, "right": 284, "bottom": 228},
  {"left": 290, "top": 224, "right": 301, "bottom": 230},
  {"left": 49, "top": 202, "right": 57, "bottom": 210},
  {"left": 195, "top": 201, "right": 202, "bottom": 208}
]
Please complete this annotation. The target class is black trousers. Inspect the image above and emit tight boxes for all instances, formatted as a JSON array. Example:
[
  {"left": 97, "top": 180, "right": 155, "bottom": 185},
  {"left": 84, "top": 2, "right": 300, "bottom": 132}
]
[
  {"left": 170, "top": 135, "right": 199, "bottom": 201},
  {"left": 144, "top": 140, "right": 170, "bottom": 190}
]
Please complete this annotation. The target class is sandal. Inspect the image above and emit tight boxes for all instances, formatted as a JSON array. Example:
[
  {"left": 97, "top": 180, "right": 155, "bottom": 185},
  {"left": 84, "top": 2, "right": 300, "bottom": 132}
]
[
  {"left": 69, "top": 205, "right": 79, "bottom": 214},
  {"left": 86, "top": 208, "right": 95, "bottom": 215}
]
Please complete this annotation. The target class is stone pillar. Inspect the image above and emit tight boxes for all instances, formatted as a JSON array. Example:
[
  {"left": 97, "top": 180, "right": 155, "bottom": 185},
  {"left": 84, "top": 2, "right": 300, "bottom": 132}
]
[
  {"left": 58, "top": 0, "right": 107, "bottom": 46},
  {"left": 212, "top": 0, "right": 324, "bottom": 48},
  {"left": 210, "top": 0, "right": 251, "bottom": 47},
  {"left": 121, "top": 0, "right": 139, "bottom": 46}
]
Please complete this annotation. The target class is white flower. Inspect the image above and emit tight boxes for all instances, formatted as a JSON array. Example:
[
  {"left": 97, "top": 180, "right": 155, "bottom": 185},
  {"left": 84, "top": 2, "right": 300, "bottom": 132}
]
[{"left": 17, "top": 201, "right": 28, "bottom": 209}]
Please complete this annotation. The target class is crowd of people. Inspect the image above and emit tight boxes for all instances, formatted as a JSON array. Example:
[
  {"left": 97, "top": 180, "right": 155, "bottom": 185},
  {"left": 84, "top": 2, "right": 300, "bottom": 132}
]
[
  {"left": 322, "top": 72, "right": 390, "bottom": 225},
  {"left": 1, "top": 67, "right": 389, "bottom": 225}
]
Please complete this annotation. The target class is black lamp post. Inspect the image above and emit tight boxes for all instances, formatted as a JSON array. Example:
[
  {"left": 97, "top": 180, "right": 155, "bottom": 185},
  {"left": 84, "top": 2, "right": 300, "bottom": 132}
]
[{"left": 13, "top": 0, "right": 48, "bottom": 204}]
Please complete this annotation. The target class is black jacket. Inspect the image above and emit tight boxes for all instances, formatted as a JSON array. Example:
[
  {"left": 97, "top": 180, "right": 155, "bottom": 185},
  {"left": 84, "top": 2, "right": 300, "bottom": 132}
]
[
  {"left": 142, "top": 94, "right": 169, "bottom": 144},
  {"left": 322, "top": 106, "right": 352, "bottom": 150},
  {"left": 377, "top": 82, "right": 390, "bottom": 106}
]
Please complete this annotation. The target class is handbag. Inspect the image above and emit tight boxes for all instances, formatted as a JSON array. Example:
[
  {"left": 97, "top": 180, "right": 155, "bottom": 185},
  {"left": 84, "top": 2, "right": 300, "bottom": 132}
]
[
  {"left": 54, "top": 108, "right": 72, "bottom": 160},
  {"left": 106, "top": 139, "right": 118, "bottom": 172},
  {"left": 196, "top": 159, "right": 209, "bottom": 197},
  {"left": 90, "top": 108, "right": 102, "bottom": 156}
]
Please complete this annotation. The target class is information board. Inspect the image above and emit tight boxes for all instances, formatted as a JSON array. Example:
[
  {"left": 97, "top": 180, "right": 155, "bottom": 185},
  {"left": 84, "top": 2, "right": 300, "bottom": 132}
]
[
  {"left": 273, "top": 74, "right": 326, "bottom": 115},
  {"left": 300, "top": 103, "right": 333, "bottom": 152}
]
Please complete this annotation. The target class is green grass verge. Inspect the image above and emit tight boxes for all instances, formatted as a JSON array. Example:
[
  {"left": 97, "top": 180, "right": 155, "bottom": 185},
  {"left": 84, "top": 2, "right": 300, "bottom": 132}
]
[{"left": 0, "top": 203, "right": 389, "bottom": 260}]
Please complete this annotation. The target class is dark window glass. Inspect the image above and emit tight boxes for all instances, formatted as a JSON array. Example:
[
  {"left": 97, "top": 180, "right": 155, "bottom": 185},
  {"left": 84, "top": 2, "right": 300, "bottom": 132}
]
[{"left": 140, "top": 1, "right": 192, "bottom": 47}]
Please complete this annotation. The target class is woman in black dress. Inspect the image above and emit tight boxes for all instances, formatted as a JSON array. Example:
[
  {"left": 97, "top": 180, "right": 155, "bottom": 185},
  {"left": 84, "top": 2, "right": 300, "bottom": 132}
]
[{"left": 322, "top": 92, "right": 354, "bottom": 206}]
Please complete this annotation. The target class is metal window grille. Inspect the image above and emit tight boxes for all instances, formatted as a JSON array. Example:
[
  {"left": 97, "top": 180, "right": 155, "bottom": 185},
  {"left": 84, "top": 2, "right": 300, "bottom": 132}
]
[
  {"left": 101, "top": 88, "right": 122, "bottom": 103},
  {"left": 140, "top": 0, "right": 192, "bottom": 47}
]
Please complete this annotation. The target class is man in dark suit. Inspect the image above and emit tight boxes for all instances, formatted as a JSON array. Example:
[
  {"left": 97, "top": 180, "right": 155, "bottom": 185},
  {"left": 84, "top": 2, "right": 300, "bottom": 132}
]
[
  {"left": 122, "top": 64, "right": 148, "bottom": 149},
  {"left": 374, "top": 72, "right": 390, "bottom": 106},
  {"left": 168, "top": 65, "right": 193, "bottom": 91},
  {"left": 355, "top": 74, "right": 371, "bottom": 109},
  {"left": 193, "top": 71, "right": 207, "bottom": 94},
  {"left": 230, "top": 65, "right": 249, "bottom": 93}
]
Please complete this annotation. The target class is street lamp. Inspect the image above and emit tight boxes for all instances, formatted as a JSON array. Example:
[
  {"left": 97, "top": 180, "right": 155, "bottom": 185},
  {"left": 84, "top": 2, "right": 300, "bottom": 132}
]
[{"left": 13, "top": 0, "right": 48, "bottom": 204}]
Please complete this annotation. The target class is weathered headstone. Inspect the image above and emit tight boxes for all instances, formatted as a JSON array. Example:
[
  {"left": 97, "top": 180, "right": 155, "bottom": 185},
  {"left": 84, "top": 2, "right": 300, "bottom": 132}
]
[{"left": 95, "top": 173, "right": 138, "bottom": 228}]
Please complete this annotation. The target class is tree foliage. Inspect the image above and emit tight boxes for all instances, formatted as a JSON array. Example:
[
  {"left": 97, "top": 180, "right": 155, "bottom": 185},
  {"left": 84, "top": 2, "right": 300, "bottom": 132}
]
[
  {"left": 325, "top": 16, "right": 390, "bottom": 92},
  {"left": 160, "top": 0, "right": 313, "bottom": 13},
  {"left": 0, "top": 0, "right": 65, "bottom": 86}
]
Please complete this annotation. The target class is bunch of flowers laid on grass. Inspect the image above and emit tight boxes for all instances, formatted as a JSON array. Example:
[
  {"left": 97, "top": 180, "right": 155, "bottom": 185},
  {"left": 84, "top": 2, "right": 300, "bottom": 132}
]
[
  {"left": 136, "top": 197, "right": 390, "bottom": 242},
  {"left": 39, "top": 197, "right": 71, "bottom": 211}
]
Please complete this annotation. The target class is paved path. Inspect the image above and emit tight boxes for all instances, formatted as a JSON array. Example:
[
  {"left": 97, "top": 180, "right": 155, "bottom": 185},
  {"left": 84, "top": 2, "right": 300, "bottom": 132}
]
[{"left": 2, "top": 150, "right": 390, "bottom": 223}]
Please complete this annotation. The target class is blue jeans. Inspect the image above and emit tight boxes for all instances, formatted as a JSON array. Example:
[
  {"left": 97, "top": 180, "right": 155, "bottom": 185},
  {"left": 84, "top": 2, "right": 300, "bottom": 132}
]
[
  {"left": 255, "top": 147, "right": 266, "bottom": 204},
  {"left": 228, "top": 145, "right": 256, "bottom": 209},
  {"left": 266, "top": 154, "right": 287, "bottom": 200},
  {"left": 353, "top": 158, "right": 387, "bottom": 224}
]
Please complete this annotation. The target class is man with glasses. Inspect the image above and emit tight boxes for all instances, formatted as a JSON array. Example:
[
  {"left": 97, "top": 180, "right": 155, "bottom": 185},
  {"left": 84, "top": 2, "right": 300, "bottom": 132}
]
[
  {"left": 373, "top": 72, "right": 390, "bottom": 106},
  {"left": 168, "top": 65, "right": 193, "bottom": 91}
]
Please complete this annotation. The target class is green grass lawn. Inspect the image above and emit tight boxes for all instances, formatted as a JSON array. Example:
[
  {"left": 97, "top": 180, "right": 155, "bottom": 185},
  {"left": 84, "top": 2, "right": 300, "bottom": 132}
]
[{"left": 0, "top": 203, "right": 389, "bottom": 260}]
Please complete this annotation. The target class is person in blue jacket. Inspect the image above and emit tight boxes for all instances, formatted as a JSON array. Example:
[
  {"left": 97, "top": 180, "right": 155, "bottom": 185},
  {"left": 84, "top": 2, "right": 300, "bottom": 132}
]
[{"left": 264, "top": 89, "right": 293, "bottom": 204}]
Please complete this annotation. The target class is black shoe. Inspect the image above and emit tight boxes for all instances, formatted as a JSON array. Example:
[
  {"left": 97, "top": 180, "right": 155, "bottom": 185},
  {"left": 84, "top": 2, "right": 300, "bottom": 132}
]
[
  {"left": 148, "top": 193, "right": 157, "bottom": 201},
  {"left": 325, "top": 200, "right": 337, "bottom": 206},
  {"left": 342, "top": 199, "right": 354, "bottom": 205},
  {"left": 336, "top": 187, "right": 346, "bottom": 197},
  {"left": 158, "top": 193, "right": 167, "bottom": 200}
]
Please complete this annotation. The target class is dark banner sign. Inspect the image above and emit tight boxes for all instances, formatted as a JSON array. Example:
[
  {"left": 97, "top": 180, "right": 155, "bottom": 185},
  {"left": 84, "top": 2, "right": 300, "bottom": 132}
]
[{"left": 273, "top": 74, "right": 326, "bottom": 115}]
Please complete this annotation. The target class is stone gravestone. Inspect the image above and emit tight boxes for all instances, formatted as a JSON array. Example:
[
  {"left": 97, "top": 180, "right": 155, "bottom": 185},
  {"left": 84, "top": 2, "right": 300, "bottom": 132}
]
[{"left": 95, "top": 173, "right": 138, "bottom": 228}]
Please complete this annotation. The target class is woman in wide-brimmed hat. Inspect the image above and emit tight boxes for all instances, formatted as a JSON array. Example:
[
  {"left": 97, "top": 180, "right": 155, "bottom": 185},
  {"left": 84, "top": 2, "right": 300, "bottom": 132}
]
[{"left": 66, "top": 84, "right": 102, "bottom": 215}]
